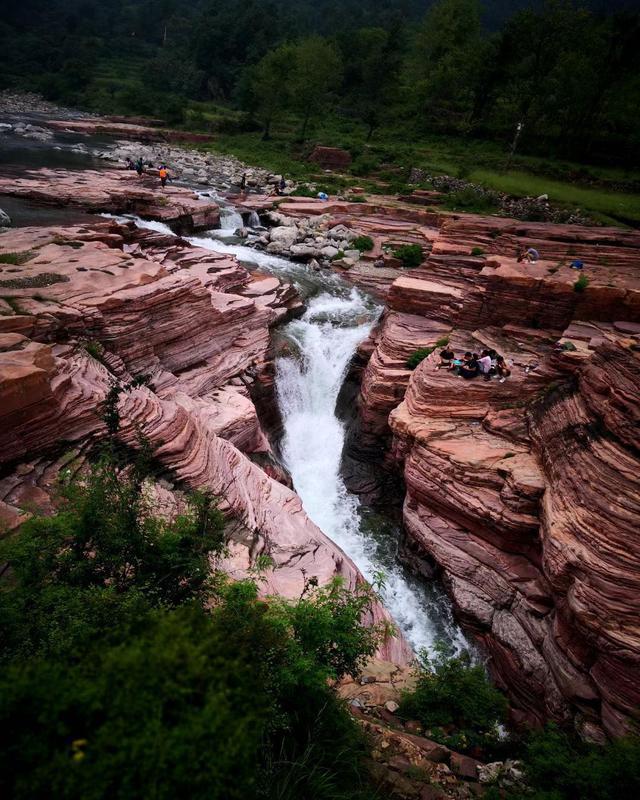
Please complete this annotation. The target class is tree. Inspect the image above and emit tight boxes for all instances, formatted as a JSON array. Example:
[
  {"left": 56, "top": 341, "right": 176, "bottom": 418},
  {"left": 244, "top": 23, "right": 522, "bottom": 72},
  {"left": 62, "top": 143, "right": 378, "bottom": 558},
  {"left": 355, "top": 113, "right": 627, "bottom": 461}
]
[
  {"left": 407, "top": 0, "right": 486, "bottom": 131},
  {"left": 247, "top": 43, "right": 296, "bottom": 139},
  {"left": 342, "top": 27, "right": 402, "bottom": 140},
  {"left": 0, "top": 451, "right": 384, "bottom": 800},
  {"left": 289, "top": 36, "right": 343, "bottom": 140}
]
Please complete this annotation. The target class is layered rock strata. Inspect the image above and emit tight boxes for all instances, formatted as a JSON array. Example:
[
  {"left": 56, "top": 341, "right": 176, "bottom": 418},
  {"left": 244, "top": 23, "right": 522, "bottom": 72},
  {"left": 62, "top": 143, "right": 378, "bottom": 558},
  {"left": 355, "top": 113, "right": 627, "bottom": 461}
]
[
  {"left": 329, "top": 200, "right": 640, "bottom": 738},
  {"left": 0, "top": 220, "right": 408, "bottom": 664},
  {"left": 0, "top": 168, "right": 220, "bottom": 232}
]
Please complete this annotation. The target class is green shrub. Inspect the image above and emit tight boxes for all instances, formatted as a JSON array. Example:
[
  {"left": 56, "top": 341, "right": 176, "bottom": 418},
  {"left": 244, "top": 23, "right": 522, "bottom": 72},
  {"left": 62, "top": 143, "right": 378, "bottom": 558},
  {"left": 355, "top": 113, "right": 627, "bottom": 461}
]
[
  {"left": 0, "top": 438, "right": 383, "bottom": 800},
  {"left": 393, "top": 244, "right": 423, "bottom": 268},
  {"left": 351, "top": 154, "right": 381, "bottom": 176},
  {"left": 347, "top": 194, "right": 367, "bottom": 202},
  {"left": 574, "top": 273, "right": 589, "bottom": 292},
  {"left": 443, "top": 188, "right": 499, "bottom": 214},
  {"left": 435, "top": 336, "right": 450, "bottom": 347},
  {"left": 406, "top": 346, "right": 435, "bottom": 369},
  {"left": 0, "top": 251, "right": 34, "bottom": 265},
  {"left": 399, "top": 645, "right": 507, "bottom": 753},
  {"left": 471, "top": 247, "right": 485, "bottom": 256},
  {"left": 291, "top": 185, "right": 317, "bottom": 198},
  {"left": 512, "top": 725, "right": 640, "bottom": 800},
  {"left": 352, "top": 235, "right": 374, "bottom": 252}
]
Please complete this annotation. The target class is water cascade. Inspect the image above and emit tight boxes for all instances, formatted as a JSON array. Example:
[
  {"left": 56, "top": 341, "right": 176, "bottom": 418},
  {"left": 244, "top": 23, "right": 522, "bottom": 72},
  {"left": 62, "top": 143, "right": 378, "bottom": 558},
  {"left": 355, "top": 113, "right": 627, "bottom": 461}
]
[
  {"left": 105, "top": 212, "right": 468, "bottom": 655},
  {"left": 276, "top": 291, "right": 467, "bottom": 654}
]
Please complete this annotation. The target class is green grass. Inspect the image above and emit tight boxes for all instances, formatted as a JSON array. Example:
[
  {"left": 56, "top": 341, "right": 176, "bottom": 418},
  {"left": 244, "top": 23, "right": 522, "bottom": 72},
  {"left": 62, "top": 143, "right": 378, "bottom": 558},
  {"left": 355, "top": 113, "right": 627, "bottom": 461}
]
[
  {"left": 203, "top": 117, "right": 640, "bottom": 226},
  {"left": 471, "top": 169, "right": 640, "bottom": 225},
  {"left": 574, "top": 273, "right": 590, "bottom": 292},
  {"left": 0, "top": 251, "right": 35, "bottom": 265}
]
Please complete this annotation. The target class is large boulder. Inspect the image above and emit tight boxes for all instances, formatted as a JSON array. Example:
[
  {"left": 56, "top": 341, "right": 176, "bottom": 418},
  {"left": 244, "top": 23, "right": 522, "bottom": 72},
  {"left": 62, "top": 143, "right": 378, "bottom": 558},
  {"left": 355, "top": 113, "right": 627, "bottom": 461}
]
[
  {"left": 308, "top": 146, "right": 352, "bottom": 170},
  {"left": 269, "top": 226, "right": 299, "bottom": 248}
]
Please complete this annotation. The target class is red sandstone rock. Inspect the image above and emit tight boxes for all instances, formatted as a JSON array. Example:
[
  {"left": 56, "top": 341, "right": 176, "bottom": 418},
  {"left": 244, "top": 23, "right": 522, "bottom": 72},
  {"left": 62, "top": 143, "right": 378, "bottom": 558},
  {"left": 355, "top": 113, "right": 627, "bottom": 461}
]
[
  {"left": 0, "top": 168, "right": 220, "bottom": 232},
  {"left": 47, "top": 118, "right": 214, "bottom": 143},
  {"left": 350, "top": 205, "right": 640, "bottom": 736},
  {"left": 308, "top": 145, "right": 352, "bottom": 169},
  {"left": 0, "top": 221, "right": 409, "bottom": 665}
]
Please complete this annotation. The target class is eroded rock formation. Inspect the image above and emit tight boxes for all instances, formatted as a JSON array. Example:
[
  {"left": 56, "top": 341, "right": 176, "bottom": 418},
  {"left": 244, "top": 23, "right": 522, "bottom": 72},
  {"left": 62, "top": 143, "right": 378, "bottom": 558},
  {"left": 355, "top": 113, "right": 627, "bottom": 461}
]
[
  {"left": 0, "top": 220, "right": 408, "bottom": 664},
  {"left": 340, "top": 207, "right": 640, "bottom": 739},
  {"left": 0, "top": 168, "right": 220, "bottom": 232},
  {"left": 257, "top": 194, "right": 640, "bottom": 736}
]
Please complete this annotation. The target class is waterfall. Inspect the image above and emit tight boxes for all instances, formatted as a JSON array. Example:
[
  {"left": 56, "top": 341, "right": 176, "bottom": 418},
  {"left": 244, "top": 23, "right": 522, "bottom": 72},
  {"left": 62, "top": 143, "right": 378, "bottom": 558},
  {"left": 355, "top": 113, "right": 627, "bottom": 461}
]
[
  {"left": 218, "top": 206, "right": 244, "bottom": 235},
  {"left": 246, "top": 210, "right": 260, "bottom": 228},
  {"left": 104, "top": 210, "right": 469, "bottom": 656},
  {"left": 276, "top": 290, "right": 468, "bottom": 655}
]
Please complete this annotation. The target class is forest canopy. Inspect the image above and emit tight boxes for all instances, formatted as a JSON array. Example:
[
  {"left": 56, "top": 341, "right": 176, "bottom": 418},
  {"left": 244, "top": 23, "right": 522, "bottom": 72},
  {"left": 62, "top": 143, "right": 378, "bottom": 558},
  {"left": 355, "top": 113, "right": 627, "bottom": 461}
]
[{"left": 1, "top": 0, "right": 639, "bottom": 165}]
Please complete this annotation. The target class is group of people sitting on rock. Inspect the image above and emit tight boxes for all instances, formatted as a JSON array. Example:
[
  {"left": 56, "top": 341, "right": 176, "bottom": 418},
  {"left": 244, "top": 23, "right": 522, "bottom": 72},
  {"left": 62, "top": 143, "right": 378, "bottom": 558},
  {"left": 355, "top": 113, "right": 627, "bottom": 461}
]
[{"left": 437, "top": 346, "right": 511, "bottom": 382}]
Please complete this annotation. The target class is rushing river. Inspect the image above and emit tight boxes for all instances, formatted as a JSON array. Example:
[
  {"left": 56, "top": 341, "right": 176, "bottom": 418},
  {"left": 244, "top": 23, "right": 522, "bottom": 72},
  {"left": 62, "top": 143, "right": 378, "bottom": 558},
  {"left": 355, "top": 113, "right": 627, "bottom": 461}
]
[
  {"left": 114, "top": 214, "right": 468, "bottom": 655},
  {"left": 1, "top": 116, "right": 468, "bottom": 655}
]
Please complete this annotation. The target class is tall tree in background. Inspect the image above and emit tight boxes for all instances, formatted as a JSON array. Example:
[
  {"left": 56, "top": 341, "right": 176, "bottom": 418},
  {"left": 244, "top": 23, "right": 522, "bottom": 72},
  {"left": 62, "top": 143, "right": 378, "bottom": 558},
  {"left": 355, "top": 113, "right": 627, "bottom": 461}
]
[
  {"left": 342, "top": 27, "right": 402, "bottom": 140},
  {"left": 289, "top": 37, "right": 343, "bottom": 140},
  {"left": 408, "top": 0, "right": 485, "bottom": 131},
  {"left": 247, "top": 43, "right": 295, "bottom": 139}
]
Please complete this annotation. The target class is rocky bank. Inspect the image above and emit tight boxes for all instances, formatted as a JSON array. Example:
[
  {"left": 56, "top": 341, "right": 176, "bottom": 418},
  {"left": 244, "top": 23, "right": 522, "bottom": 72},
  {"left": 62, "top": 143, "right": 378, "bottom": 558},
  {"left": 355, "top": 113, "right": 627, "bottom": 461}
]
[
  {"left": 1, "top": 105, "right": 639, "bottom": 742},
  {"left": 0, "top": 216, "right": 409, "bottom": 664},
  {"left": 246, "top": 193, "right": 640, "bottom": 740}
]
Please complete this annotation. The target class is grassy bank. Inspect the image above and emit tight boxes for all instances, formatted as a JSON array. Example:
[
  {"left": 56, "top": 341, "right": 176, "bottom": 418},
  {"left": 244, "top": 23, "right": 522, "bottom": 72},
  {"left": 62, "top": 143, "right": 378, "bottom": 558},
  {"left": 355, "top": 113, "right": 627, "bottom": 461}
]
[{"left": 186, "top": 109, "right": 640, "bottom": 226}]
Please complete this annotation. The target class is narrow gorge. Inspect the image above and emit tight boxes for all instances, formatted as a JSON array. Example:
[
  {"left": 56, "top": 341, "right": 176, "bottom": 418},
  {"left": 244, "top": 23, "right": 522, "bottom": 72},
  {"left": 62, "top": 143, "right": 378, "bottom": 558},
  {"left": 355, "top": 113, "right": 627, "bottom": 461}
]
[{"left": 1, "top": 104, "right": 639, "bottom": 764}]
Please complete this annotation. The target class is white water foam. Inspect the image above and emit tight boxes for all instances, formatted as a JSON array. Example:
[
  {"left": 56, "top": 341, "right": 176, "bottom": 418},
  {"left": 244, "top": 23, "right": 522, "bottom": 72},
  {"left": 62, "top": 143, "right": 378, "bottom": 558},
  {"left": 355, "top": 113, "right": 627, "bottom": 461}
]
[
  {"left": 103, "top": 210, "right": 469, "bottom": 655},
  {"left": 276, "top": 291, "right": 469, "bottom": 655}
]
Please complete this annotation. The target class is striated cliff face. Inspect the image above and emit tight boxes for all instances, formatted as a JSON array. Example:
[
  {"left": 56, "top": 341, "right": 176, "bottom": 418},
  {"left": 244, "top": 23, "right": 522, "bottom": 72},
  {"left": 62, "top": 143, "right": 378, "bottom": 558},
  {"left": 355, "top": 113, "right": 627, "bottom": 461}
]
[
  {"left": 340, "top": 207, "right": 640, "bottom": 738},
  {"left": 0, "top": 219, "right": 409, "bottom": 664},
  {"left": 235, "top": 190, "right": 640, "bottom": 735}
]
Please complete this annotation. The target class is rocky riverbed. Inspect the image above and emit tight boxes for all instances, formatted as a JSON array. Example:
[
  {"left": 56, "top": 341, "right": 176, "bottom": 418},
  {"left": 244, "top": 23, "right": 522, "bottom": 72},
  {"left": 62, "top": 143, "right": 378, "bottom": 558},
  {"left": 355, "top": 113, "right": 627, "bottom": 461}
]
[{"left": 2, "top": 98, "right": 640, "bottom": 745}]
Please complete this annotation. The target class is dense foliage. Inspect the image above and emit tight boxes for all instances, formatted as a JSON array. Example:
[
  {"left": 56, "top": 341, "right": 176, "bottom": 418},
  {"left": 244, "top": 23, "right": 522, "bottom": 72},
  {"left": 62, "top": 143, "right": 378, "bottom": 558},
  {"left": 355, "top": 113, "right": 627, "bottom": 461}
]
[
  {"left": 2, "top": 0, "right": 639, "bottom": 166},
  {"left": 399, "top": 645, "right": 508, "bottom": 753},
  {"left": 494, "top": 725, "right": 640, "bottom": 800},
  {"left": 0, "top": 447, "right": 383, "bottom": 799}
]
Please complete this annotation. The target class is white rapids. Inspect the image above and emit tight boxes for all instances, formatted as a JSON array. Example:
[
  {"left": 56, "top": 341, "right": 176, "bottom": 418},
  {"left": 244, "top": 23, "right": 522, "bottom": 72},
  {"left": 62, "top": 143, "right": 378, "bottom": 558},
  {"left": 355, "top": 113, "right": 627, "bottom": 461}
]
[
  {"left": 103, "top": 211, "right": 469, "bottom": 656},
  {"left": 276, "top": 290, "right": 468, "bottom": 655}
]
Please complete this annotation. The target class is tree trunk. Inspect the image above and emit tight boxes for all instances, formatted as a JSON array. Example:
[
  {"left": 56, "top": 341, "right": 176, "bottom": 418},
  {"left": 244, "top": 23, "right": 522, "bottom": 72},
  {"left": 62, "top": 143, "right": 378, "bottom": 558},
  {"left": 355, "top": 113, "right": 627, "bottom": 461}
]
[
  {"left": 300, "top": 110, "right": 311, "bottom": 140},
  {"left": 366, "top": 121, "right": 375, "bottom": 142},
  {"left": 262, "top": 117, "right": 271, "bottom": 141}
]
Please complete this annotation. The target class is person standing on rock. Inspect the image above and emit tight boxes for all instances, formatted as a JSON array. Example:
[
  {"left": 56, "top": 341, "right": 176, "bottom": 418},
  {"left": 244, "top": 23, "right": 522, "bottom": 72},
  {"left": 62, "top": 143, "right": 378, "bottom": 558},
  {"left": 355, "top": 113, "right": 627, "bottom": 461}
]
[
  {"left": 159, "top": 165, "right": 169, "bottom": 188},
  {"left": 240, "top": 173, "right": 247, "bottom": 193},
  {"left": 135, "top": 157, "right": 144, "bottom": 177}
]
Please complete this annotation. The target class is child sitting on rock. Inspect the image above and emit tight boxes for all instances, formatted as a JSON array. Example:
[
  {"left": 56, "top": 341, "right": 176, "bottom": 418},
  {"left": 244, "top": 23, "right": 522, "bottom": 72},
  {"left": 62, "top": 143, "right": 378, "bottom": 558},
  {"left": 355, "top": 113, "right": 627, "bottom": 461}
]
[{"left": 437, "top": 345, "right": 456, "bottom": 369}]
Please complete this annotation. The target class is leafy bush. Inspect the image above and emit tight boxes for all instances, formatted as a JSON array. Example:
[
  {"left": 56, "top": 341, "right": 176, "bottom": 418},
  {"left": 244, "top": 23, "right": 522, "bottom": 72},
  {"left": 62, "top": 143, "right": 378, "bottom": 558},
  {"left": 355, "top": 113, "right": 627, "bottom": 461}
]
[
  {"left": 352, "top": 235, "right": 374, "bottom": 252},
  {"left": 0, "top": 251, "right": 34, "bottom": 265},
  {"left": 574, "top": 273, "right": 589, "bottom": 292},
  {"left": 471, "top": 246, "right": 485, "bottom": 256},
  {"left": 290, "top": 184, "right": 317, "bottom": 197},
  {"left": 393, "top": 244, "right": 423, "bottom": 268},
  {"left": 399, "top": 646, "right": 507, "bottom": 753},
  {"left": 351, "top": 154, "right": 381, "bottom": 176},
  {"left": 507, "top": 725, "right": 640, "bottom": 800},
  {"left": 435, "top": 336, "right": 450, "bottom": 347},
  {"left": 406, "top": 346, "right": 435, "bottom": 369},
  {"left": 0, "top": 442, "right": 382, "bottom": 800},
  {"left": 444, "top": 187, "right": 499, "bottom": 213}
]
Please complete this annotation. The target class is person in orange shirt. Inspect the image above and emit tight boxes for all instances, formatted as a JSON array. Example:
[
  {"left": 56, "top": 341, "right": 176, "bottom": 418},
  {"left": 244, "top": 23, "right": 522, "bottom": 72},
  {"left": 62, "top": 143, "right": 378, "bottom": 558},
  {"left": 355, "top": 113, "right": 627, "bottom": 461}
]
[{"left": 159, "top": 165, "right": 169, "bottom": 188}]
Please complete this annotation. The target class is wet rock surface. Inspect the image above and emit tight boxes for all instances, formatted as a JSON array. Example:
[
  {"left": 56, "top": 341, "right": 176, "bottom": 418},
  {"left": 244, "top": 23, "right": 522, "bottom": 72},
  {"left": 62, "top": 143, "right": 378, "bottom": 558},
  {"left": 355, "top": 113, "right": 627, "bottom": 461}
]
[{"left": 0, "top": 168, "right": 221, "bottom": 232}]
